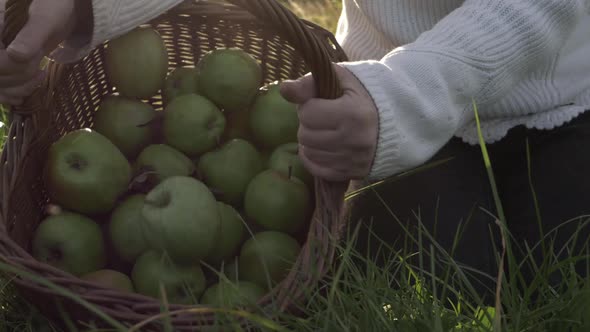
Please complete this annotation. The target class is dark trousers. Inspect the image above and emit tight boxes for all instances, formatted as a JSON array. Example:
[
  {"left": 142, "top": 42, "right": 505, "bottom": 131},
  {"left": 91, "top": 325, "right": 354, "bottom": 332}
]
[{"left": 348, "top": 111, "right": 590, "bottom": 301}]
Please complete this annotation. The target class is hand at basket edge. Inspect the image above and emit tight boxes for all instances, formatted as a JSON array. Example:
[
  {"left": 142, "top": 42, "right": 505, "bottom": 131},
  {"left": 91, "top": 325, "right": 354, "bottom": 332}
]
[
  {"left": 279, "top": 64, "right": 379, "bottom": 182},
  {"left": 0, "top": 0, "right": 81, "bottom": 106}
]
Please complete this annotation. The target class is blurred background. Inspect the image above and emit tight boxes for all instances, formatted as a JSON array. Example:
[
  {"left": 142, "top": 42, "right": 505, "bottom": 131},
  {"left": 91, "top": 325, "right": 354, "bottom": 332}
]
[{"left": 280, "top": 0, "right": 342, "bottom": 33}]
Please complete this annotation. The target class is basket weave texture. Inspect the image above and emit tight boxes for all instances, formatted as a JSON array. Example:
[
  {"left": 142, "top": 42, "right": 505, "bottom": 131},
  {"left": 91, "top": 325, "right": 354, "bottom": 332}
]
[{"left": 0, "top": 0, "right": 351, "bottom": 330}]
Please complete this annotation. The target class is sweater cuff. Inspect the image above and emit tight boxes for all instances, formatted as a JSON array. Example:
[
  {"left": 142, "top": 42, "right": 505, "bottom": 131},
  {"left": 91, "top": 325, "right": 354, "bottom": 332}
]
[
  {"left": 52, "top": 0, "right": 184, "bottom": 63},
  {"left": 52, "top": 37, "right": 91, "bottom": 64},
  {"left": 338, "top": 60, "right": 402, "bottom": 181},
  {"left": 339, "top": 49, "right": 483, "bottom": 182}
]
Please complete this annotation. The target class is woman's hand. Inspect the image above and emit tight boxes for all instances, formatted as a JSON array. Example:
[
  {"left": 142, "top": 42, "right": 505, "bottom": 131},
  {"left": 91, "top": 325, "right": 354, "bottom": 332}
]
[
  {"left": 280, "top": 65, "right": 379, "bottom": 182},
  {"left": 0, "top": 0, "right": 76, "bottom": 105}
]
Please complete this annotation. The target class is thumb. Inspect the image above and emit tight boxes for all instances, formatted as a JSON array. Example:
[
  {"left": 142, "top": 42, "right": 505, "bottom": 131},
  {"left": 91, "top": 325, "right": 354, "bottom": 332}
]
[
  {"left": 6, "top": 17, "right": 53, "bottom": 62},
  {"left": 280, "top": 74, "right": 317, "bottom": 105}
]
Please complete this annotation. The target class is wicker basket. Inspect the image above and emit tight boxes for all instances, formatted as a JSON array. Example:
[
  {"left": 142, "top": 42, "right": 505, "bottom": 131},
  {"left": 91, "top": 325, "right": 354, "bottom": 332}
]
[{"left": 0, "top": 0, "right": 351, "bottom": 330}]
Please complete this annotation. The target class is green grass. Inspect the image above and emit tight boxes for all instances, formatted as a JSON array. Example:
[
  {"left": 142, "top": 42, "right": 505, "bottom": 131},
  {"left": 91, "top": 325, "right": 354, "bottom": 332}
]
[
  {"left": 2, "top": 3, "right": 590, "bottom": 331},
  {"left": 0, "top": 105, "right": 8, "bottom": 143},
  {"left": 2, "top": 199, "right": 590, "bottom": 331}
]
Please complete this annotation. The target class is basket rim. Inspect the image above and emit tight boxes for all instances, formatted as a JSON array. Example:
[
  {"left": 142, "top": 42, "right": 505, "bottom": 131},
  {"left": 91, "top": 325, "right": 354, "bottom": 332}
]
[{"left": 0, "top": 0, "right": 351, "bottom": 329}]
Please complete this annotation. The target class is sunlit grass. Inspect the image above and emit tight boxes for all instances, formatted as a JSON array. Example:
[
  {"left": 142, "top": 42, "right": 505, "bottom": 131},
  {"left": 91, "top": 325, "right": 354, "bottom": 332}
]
[
  {"left": 0, "top": 105, "right": 8, "bottom": 145},
  {"left": 2, "top": 210, "right": 590, "bottom": 331}
]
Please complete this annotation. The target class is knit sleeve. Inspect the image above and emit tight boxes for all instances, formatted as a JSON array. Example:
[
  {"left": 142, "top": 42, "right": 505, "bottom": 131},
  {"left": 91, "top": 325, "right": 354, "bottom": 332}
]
[
  {"left": 339, "top": 0, "right": 584, "bottom": 181},
  {"left": 52, "top": 0, "right": 184, "bottom": 63}
]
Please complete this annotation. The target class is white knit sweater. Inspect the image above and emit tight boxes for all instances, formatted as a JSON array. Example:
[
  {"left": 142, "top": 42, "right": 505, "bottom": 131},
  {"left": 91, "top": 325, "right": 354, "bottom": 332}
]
[{"left": 55, "top": 0, "right": 590, "bottom": 181}]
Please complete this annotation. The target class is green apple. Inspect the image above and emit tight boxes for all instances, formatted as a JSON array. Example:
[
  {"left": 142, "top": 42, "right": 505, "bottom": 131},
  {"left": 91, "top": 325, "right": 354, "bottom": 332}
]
[
  {"left": 244, "top": 169, "right": 312, "bottom": 234},
  {"left": 81, "top": 269, "right": 134, "bottom": 293},
  {"left": 197, "top": 139, "right": 263, "bottom": 205},
  {"left": 238, "top": 231, "right": 301, "bottom": 289},
  {"left": 105, "top": 27, "right": 169, "bottom": 99},
  {"left": 43, "top": 129, "right": 132, "bottom": 215},
  {"left": 131, "top": 250, "right": 206, "bottom": 304},
  {"left": 197, "top": 48, "right": 262, "bottom": 113},
  {"left": 93, "top": 95, "right": 157, "bottom": 158},
  {"left": 141, "top": 176, "right": 221, "bottom": 263},
  {"left": 32, "top": 212, "right": 106, "bottom": 276},
  {"left": 134, "top": 144, "right": 195, "bottom": 184},
  {"left": 163, "top": 93, "right": 226, "bottom": 157},
  {"left": 162, "top": 67, "right": 200, "bottom": 104},
  {"left": 249, "top": 81, "right": 298, "bottom": 149},
  {"left": 205, "top": 203, "right": 247, "bottom": 265},
  {"left": 268, "top": 143, "right": 313, "bottom": 188},
  {"left": 201, "top": 281, "right": 265, "bottom": 308},
  {"left": 108, "top": 194, "right": 150, "bottom": 263}
]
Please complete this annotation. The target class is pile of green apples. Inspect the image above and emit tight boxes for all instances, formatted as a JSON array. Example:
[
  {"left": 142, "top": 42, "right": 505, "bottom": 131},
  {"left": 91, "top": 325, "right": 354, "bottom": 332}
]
[{"left": 31, "top": 27, "right": 315, "bottom": 308}]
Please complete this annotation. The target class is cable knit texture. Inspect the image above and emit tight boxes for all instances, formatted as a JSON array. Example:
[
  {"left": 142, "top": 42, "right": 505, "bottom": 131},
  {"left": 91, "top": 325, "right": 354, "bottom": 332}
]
[
  {"left": 336, "top": 0, "right": 590, "bottom": 180},
  {"left": 54, "top": 0, "right": 590, "bottom": 181}
]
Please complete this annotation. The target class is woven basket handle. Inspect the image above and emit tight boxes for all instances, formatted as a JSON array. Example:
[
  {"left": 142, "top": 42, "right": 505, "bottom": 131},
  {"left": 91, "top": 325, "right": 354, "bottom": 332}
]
[
  {"left": 226, "top": 0, "right": 343, "bottom": 99},
  {"left": 227, "top": 0, "right": 350, "bottom": 222},
  {"left": 1, "top": 0, "right": 39, "bottom": 117}
]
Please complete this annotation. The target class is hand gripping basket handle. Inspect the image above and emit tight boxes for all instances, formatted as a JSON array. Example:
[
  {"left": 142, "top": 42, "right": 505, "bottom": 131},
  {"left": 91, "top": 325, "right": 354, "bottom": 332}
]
[
  {"left": 225, "top": 0, "right": 351, "bottom": 237},
  {"left": 2, "top": 0, "right": 39, "bottom": 117}
]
